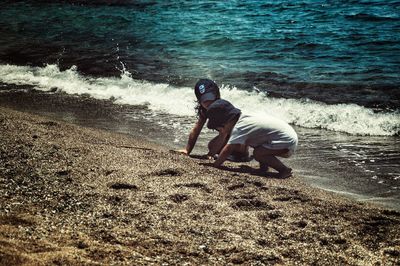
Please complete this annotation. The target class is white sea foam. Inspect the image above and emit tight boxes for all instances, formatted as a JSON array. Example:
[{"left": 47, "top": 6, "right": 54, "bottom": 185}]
[{"left": 0, "top": 64, "right": 399, "bottom": 136}]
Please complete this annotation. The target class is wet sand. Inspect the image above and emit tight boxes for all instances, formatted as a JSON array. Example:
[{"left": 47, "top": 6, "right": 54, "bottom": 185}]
[{"left": 1, "top": 106, "right": 399, "bottom": 265}]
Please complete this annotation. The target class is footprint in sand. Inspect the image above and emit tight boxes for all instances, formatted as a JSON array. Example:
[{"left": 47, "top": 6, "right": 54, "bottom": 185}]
[
  {"left": 227, "top": 183, "right": 245, "bottom": 190},
  {"left": 150, "top": 169, "right": 182, "bottom": 177},
  {"left": 231, "top": 199, "right": 275, "bottom": 211},
  {"left": 109, "top": 182, "right": 138, "bottom": 190},
  {"left": 39, "top": 121, "right": 59, "bottom": 127},
  {"left": 273, "top": 195, "right": 310, "bottom": 202},
  {"left": 258, "top": 210, "right": 283, "bottom": 222},
  {"left": 175, "top": 182, "right": 212, "bottom": 193},
  {"left": 56, "top": 169, "right": 70, "bottom": 176},
  {"left": 169, "top": 193, "right": 189, "bottom": 203},
  {"left": 272, "top": 187, "right": 310, "bottom": 202}
]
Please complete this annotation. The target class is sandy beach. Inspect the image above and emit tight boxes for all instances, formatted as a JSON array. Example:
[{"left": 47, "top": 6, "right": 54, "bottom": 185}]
[{"left": 0, "top": 106, "right": 399, "bottom": 265}]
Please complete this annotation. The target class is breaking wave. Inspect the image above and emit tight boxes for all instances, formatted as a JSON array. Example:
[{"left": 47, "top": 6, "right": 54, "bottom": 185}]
[{"left": 0, "top": 64, "right": 398, "bottom": 136}]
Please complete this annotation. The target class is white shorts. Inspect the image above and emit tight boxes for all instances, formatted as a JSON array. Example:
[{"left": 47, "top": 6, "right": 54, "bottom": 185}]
[{"left": 261, "top": 140, "right": 298, "bottom": 158}]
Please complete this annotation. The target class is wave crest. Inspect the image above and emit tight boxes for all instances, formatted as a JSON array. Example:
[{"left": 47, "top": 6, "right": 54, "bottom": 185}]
[{"left": 0, "top": 64, "right": 398, "bottom": 136}]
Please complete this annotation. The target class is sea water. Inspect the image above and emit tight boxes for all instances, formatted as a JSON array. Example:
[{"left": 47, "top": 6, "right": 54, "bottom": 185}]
[{"left": 0, "top": 1, "right": 399, "bottom": 209}]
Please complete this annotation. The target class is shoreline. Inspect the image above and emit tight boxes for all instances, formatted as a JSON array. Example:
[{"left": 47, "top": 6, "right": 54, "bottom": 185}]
[
  {"left": 1, "top": 106, "right": 399, "bottom": 264},
  {"left": 1, "top": 86, "right": 399, "bottom": 211}
]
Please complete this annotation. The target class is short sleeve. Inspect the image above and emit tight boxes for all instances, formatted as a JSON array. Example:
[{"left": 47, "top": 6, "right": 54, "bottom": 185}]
[{"left": 227, "top": 127, "right": 247, "bottom": 145}]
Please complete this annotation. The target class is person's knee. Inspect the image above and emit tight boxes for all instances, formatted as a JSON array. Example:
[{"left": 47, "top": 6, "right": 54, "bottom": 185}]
[
  {"left": 207, "top": 135, "right": 218, "bottom": 148},
  {"left": 208, "top": 134, "right": 225, "bottom": 154},
  {"left": 237, "top": 144, "right": 249, "bottom": 155},
  {"left": 253, "top": 151, "right": 274, "bottom": 164}
]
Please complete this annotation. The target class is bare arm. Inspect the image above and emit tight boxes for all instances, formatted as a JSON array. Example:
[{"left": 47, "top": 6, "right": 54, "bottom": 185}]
[
  {"left": 209, "top": 117, "right": 239, "bottom": 157},
  {"left": 213, "top": 144, "right": 240, "bottom": 167},
  {"left": 180, "top": 116, "right": 206, "bottom": 155},
  {"left": 207, "top": 131, "right": 229, "bottom": 157}
]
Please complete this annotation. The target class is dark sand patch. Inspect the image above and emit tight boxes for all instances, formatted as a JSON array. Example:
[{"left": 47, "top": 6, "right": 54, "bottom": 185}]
[{"left": 109, "top": 182, "right": 138, "bottom": 190}]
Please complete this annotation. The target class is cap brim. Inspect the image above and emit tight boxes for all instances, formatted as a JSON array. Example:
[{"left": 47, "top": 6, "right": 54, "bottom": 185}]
[{"left": 199, "top": 92, "right": 217, "bottom": 103}]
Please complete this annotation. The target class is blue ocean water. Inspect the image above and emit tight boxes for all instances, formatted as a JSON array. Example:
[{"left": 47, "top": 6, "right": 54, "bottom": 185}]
[
  {"left": 0, "top": 0, "right": 399, "bottom": 109},
  {"left": 0, "top": 0, "right": 399, "bottom": 209}
]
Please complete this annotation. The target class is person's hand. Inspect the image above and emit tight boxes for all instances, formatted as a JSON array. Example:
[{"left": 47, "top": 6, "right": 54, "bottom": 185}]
[
  {"left": 207, "top": 154, "right": 218, "bottom": 160},
  {"left": 175, "top": 149, "right": 189, "bottom": 155},
  {"left": 212, "top": 161, "right": 223, "bottom": 168}
]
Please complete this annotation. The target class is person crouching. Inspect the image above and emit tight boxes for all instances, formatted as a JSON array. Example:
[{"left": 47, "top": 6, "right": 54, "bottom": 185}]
[{"left": 206, "top": 99, "right": 298, "bottom": 178}]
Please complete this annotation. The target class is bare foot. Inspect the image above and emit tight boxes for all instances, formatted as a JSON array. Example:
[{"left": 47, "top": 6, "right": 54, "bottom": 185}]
[
  {"left": 278, "top": 168, "right": 293, "bottom": 179},
  {"left": 259, "top": 162, "right": 269, "bottom": 172}
]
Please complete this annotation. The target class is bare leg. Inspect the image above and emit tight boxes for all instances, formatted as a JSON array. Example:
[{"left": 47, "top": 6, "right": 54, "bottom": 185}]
[
  {"left": 253, "top": 147, "right": 292, "bottom": 178},
  {"left": 208, "top": 134, "right": 226, "bottom": 156},
  {"left": 208, "top": 134, "right": 249, "bottom": 160},
  {"left": 230, "top": 144, "right": 249, "bottom": 158}
]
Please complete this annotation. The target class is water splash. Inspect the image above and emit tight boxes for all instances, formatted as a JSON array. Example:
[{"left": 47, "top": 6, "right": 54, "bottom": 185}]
[{"left": 0, "top": 64, "right": 399, "bottom": 136}]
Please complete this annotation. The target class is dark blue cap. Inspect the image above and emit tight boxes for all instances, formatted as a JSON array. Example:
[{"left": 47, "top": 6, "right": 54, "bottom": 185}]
[
  {"left": 194, "top": 79, "right": 220, "bottom": 103},
  {"left": 206, "top": 99, "right": 241, "bottom": 129}
]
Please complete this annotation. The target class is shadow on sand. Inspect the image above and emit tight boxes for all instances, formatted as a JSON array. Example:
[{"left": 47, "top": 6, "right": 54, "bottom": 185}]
[
  {"left": 198, "top": 162, "right": 288, "bottom": 179},
  {"left": 170, "top": 151, "right": 289, "bottom": 179}
]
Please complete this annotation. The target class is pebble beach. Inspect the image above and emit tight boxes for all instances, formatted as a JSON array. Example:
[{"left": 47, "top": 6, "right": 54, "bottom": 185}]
[{"left": 1, "top": 106, "right": 399, "bottom": 265}]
